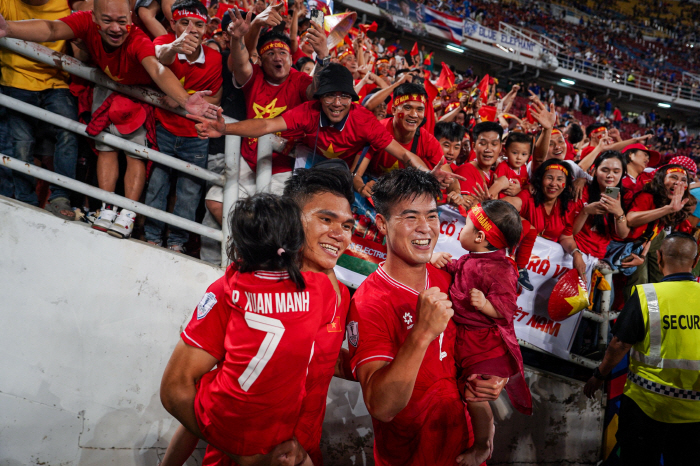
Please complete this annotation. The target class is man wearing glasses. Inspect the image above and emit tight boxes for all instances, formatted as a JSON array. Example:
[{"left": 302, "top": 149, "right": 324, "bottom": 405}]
[{"left": 190, "top": 64, "right": 462, "bottom": 192}]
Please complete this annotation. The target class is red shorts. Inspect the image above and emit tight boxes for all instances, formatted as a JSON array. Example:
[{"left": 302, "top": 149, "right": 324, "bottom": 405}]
[
  {"left": 195, "top": 368, "right": 300, "bottom": 456},
  {"left": 454, "top": 325, "right": 518, "bottom": 379}
]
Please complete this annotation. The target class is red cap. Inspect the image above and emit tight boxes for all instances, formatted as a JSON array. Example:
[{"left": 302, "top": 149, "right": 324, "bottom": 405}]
[
  {"left": 108, "top": 95, "right": 146, "bottom": 135},
  {"left": 668, "top": 155, "right": 697, "bottom": 174},
  {"left": 547, "top": 269, "right": 589, "bottom": 322},
  {"left": 622, "top": 142, "right": 660, "bottom": 168}
]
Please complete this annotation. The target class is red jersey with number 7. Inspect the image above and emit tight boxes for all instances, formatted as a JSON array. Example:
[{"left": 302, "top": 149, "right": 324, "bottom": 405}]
[{"left": 182, "top": 266, "right": 338, "bottom": 456}]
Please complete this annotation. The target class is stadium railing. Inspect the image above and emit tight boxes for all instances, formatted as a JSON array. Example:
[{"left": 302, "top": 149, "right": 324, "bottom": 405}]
[{"left": 0, "top": 37, "right": 281, "bottom": 267}]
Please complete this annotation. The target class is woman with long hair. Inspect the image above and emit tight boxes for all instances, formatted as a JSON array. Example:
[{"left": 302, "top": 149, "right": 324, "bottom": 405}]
[
  {"left": 504, "top": 158, "right": 586, "bottom": 281},
  {"left": 572, "top": 151, "right": 631, "bottom": 259}
]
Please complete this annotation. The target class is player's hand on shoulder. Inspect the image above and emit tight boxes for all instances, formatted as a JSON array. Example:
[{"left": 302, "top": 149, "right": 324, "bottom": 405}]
[
  {"left": 429, "top": 251, "right": 452, "bottom": 269},
  {"left": 414, "top": 286, "right": 453, "bottom": 343}
]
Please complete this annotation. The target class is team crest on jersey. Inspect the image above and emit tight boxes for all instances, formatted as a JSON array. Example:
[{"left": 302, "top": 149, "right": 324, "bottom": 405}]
[
  {"left": 197, "top": 292, "right": 217, "bottom": 320},
  {"left": 347, "top": 321, "right": 359, "bottom": 347}
]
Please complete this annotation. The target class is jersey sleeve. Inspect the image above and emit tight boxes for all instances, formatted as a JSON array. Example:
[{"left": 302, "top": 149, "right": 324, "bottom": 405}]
[
  {"left": 565, "top": 160, "right": 593, "bottom": 182},
  {"left": 128, "top": 29, "right": 157, "bottom": 62},
  {"left": 152, "top": 33, "right": 174, "bottom": 47},
  {"left": 281, "top": 101, "right": 315, "bottom": 134},
  {"left": 421, "top": 132, "right": 445, "bottom": 168},
  {"left": 517, "top": 189, "right": 531, "bottom": 217},
  {"left": 361, "top": 109, "right": 394, "bottom": 151},
  {"left": 292, "top": 69, "right": 313, "bottom": 103},
  {"left": 59, "top": 10, "right": 92, "bottom": 39},
  {"left": 181, "top": 277, "right": 231, "bottom": 361},
  {"left": 347, "top": 295, "right": 397, "bottom": 377}
]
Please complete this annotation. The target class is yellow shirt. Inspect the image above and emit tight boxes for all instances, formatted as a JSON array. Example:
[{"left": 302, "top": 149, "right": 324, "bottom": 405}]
[{"left": 0, "top": 0, "right": 71, "bottom": 90}]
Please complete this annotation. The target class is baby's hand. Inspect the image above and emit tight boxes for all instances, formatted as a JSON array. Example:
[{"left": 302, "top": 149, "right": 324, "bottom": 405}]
[
  {"left": 470, "top": 289, "right": 486, "bottom": 310},
  {"left": 430, "top": 252, "right": 452, "bottom": 269}
]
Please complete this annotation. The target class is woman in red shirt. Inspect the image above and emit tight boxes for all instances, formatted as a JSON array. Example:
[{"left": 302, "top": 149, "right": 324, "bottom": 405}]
[
  {"left": 504, "top": 159, "right": 587, "bottom": 282},
  {"left": 621, "top": 143, "right": 660, "bottom": 208},
  {"left": 571, "top": 151, "right": 631, "bottom": 260}
]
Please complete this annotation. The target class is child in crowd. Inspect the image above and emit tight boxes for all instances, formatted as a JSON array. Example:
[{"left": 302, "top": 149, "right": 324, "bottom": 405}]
[
  {"left": 491, "top": 132, "right": 532, "bottom": 199},
  {"left": 160, "top": 193, "right": 337, "bottom": 466},
  {"left": 431, "top": 200, "right": 532, "bottom": 466},
  {"left": 434, "top": 121, "right": 466, "bottom": 170}
]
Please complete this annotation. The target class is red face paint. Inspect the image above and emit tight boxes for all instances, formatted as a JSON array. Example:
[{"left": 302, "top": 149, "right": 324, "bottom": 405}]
[{"left": 397, "top": 112, "right": 405, "bottom": 120}]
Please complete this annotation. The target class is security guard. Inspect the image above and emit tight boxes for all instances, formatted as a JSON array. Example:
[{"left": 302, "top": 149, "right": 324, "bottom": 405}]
[{"left": 584, "top": 232, "right": 700, "bottom": 465}]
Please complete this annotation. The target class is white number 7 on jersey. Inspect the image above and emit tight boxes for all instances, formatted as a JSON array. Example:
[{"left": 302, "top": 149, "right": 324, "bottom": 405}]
[{"left": 238, "top": 312, "right": 285, "bottom": 392}]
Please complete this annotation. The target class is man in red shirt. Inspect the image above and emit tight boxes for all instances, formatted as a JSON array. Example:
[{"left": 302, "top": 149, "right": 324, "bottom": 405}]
[
  {"left": 189, "top": 64, "right": 463, "bottom": 193},
  {"left": 225, "top": 5, "right": 329, "bottom": 196},
  {"left": 144, "top": 0, "right": 223, "bottom": 251},
  {"left": 0, "top": 0, "right": 219, "bottom": 238},
  {"left": 348, "top": 168, "right": 506, "bottom": 465}
]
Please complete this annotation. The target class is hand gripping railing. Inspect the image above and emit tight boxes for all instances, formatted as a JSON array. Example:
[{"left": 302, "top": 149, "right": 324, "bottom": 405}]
[{"left": 0, "top": 38, "right": 283, "bottom": 266}]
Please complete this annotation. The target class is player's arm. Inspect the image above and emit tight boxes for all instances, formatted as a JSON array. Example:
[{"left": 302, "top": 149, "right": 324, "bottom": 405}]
[
  {"left": 488, "top": 175, "right": 510, "bottom": 198},
  {"left": 305, "top": 22, "right": 330, "bottom": 99},
  {"left": 0, "top": 16, "right": 75, "bottom": 42},
  {"left": 160, "top": 339, "right": 218, "bottom": 440},
  {"left": 333, "top": 348, "right": 355, "bottom": 381},
  {"left": 141, "top": 56, "right": 218, "bottom": 117},
  {"left": 356, "top": 288, "right": 452, "bottom": 423},
  {"left": 187, "top": 108, "right": 288, "bottom": 138},
  {"left": 227, "top": 8, "right": 254, "bottom": 85},
  {"left": 205, "top": 86, "right": 223, "bottom": 106}
]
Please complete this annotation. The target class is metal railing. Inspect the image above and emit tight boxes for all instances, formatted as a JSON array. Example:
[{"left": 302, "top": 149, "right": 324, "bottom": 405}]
[{"left": 0, "top": 38, "right": 284, "bottom": 267}]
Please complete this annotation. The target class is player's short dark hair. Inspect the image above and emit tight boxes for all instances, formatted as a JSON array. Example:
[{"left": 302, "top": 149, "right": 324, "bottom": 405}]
[
  {"left": 473, "top": 121, "right": 503, "bottom": 141},
  {"left": 283, "top": 163, "right": 354, "bottom": 207},
  {"left": 294, "top": 56, "right": 314, "bottom": 71},
  {"left": 394, "top": 82, "right": 428, "bottom": 100},
  {"left": 504, "top": 131, "right": 533, "bottom": 151},
  {"left": 257, "top": 31, "right": 292, "bottom": 54},
  {"left": 586, "top": 122, "right": 607, "bottom": 137},
  {"left": 227, "top": 193, "right": 306, "bottom": 290},
  {"left": 372, "top": 168, "right": 441, "bottom": 218},
  {"left": 480, "top": 200, "right": 522, "bottom": 251},
  {"left": 434, "top": 121, "right": 465, "bottom": 142},
  {"left": 171, "top": 0, "right": 208, "bottom": 16},
  {"left": 567, "top": 123, "right": 584, "bottom": 144}
]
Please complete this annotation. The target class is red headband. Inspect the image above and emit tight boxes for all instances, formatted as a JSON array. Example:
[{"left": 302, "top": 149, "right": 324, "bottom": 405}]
[
  {"left": 393, "top": 93, "right": 427, "bottom": 109},
  {"left": 467, "top": 205, "right": 508, "bottom": 249},
  {"left": 173, "top": 9, "right": 208, "bottom": 23},
  {"left": 547, "top": 163, "right": 569, "bottom": 176},
  {"left": 259, "top": 40, "right": 290, "bottom": 56},
  {"left": 667, "top": 167, "right": 687, "bottom": 175},
  {"left": 337, "top": 50, "right": 353, "bottom": 62},
  {"left": 590, "top": 126, "right": 607, "bottom": 136},
  {"left": 551, "top": 128, "right": 562, "bottom": 136}
]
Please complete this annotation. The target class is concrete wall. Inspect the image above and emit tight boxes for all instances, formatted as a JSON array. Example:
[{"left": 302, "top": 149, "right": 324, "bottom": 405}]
[{"left": 0, "top": 196, "right": 603, "bottom": 465}]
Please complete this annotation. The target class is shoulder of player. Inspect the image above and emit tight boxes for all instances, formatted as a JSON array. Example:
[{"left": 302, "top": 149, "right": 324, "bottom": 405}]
[
  {"left": 202, "top": 43, "right": 223, "bottom": 62},
  {"left": 350, "top": 273, "right": 392, "bottom": 310},
  {"left": 427, "top": 263, "right": 452, "bottom": 292}
]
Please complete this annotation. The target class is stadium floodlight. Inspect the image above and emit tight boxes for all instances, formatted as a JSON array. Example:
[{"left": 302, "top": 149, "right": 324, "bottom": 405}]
[
  {"left": 560, "top": 78, "right": 576, "bottom": 85},
  {"left": 446, "top": 44, "right": 465, "bottom": 54},
  {"left": 658, "top": 103, "right": 671, "bottom": 108}
]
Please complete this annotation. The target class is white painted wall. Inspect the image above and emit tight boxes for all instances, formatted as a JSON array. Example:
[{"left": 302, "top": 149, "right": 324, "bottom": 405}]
[{"left": 0, "top": 196, "right": 603, "bottom": 465}]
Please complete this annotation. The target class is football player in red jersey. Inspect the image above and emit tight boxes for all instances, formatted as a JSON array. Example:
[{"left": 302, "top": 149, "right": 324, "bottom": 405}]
[
  {"left": 347, "top": 168, "right": 508, "bottom": 465},
  {"left": 160, "top": 162, "right": 356, "bottom": 466}
]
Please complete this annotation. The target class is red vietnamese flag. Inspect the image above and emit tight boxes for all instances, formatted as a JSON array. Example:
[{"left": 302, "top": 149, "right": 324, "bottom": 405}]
[
  {"left": 436, "top": 62, "right": 455, "bottom": 89},
  {"left": 423, "top": 70, "right": 438, "bottom": 133},
  {"left": 359, "top": 21, "right": 378, "bottom": 33},
  {"left": 386, "top": 45, "right": 397, "bottom": 55},
  {"left": 410, "top": 42, "right": 419, "bottom": 56},
  {"left": 478, "top": 74, "right": 490, "bottom": 100},
  {"left": 423, "top": 51, "right": 433, "bottom": 66}
]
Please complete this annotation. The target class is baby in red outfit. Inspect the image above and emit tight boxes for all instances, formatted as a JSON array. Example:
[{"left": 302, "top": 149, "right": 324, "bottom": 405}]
[{"left": 431, "top": 200, "right": 532, "bottom": 466}]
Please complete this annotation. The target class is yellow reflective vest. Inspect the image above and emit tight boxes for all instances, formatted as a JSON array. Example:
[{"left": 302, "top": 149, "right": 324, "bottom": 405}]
[{"left": 624, "top": 281, "right": 700, "bottom": 423}]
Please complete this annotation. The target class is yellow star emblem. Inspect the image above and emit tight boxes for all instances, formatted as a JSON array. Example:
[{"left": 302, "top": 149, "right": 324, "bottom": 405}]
[
  {"left": 252, "top": 98, "right": 287, "bottom": 119},
  {"left": 103, "top": 66, "right": 123, "bottom": 82},
  {"left": 179, "top": 77, "right": 196, "bottom": 95},
  {"left": 380, "top": 159, "right": 400, "bottom": 173},
  {"left": 564, "top": 283, "right": 589, "bottom": 316},
  {"left": 319, "top": 143, "right": 346, "bottom": 159}
]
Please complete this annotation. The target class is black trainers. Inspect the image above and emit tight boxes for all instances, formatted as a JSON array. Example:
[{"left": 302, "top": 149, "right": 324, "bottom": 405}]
[{"left": 518, "top": 268, "right": 534, "bottom": 291}]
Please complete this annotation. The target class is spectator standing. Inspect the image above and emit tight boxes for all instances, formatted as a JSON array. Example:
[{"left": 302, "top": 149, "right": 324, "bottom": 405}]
[
  {"left": 679, "top": 126, "right": 688, "bottom": 149},
  {"left": 573, "top": 91, "right": 580, "bottom": 111},
  {"left": 0, "top": 0, "right": 218, "bottom": 239},
  {"left": 0, "top": 0, "right": 78, "bottom": 219},
  {"left": 146, "top": 0, "right": 223, "bottom": 252},
  {"left": 613, "top": 106, "right": 623, "bottom": 129}
]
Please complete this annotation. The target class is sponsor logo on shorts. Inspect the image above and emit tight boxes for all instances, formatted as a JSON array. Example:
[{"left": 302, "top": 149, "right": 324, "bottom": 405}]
[
  {"left": 197, "top": 292, "right": 217, "bottom": 320},
  {"left": 347, "top": 321, "right": 359, "bottom": 347}
]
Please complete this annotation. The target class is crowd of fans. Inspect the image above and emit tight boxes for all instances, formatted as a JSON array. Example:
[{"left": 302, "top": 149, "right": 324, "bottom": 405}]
[{"left": 2, "top": 0, "right": 700, "bottom": 463}]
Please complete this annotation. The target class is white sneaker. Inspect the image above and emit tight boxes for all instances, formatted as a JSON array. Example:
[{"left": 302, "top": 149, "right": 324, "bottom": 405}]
[
  {"left": 108, "top": 209, "right": 136, "bottom": 239},
  {"left": 92, "top": 206, "right": 117, "bottom": 232}
]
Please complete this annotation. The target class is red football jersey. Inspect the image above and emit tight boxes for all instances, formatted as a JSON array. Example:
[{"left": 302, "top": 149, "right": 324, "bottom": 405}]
[
  {"left": 281, "top": 101, "right": 394, "bottom": 168},
  {"left": 60, "top": 11, "right": 155, "bottom": 86},
  {"left": 153, "top": 35, "right": 222, "bottom": 137},
  {"left": 627, "top": 191, "right": 662, "bottom": 241},
  {"left": 354, "top": 79, "right": 376, "bottom": 102},
  {"left": 183, "top": 266, "right": 338, "bottom": 456},
  {"left": 347, "top": 264, "right": 472, "bottom": 465},
  {"left": 494, "top": 162, "right": 529, "bottom": 198},
  {"left": 621, "top": 171, "right": 653, "bottom": 208},
  {"left": 455, "top": 162, "right": 493, "bottom": 195},
  {"left": 517, "top": 190, "right": 574, "bottom": 241},
  {"left": 240, "top": 64, "right": 312, "bottom": 174},
  {"left": 367, "top": 117, "right": 443, "bottom": 176},
  {"left": 295, "top": 283, "right": 351, "bottom": 465}
]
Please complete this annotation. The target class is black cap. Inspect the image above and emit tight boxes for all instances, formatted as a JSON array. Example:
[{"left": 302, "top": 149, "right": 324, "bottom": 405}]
[
  {"left": 312, "top": 158, "right": 350, "bottom": 172},
  {"left": 312, "top": 63, "right": 360, "bottom": 102}
]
